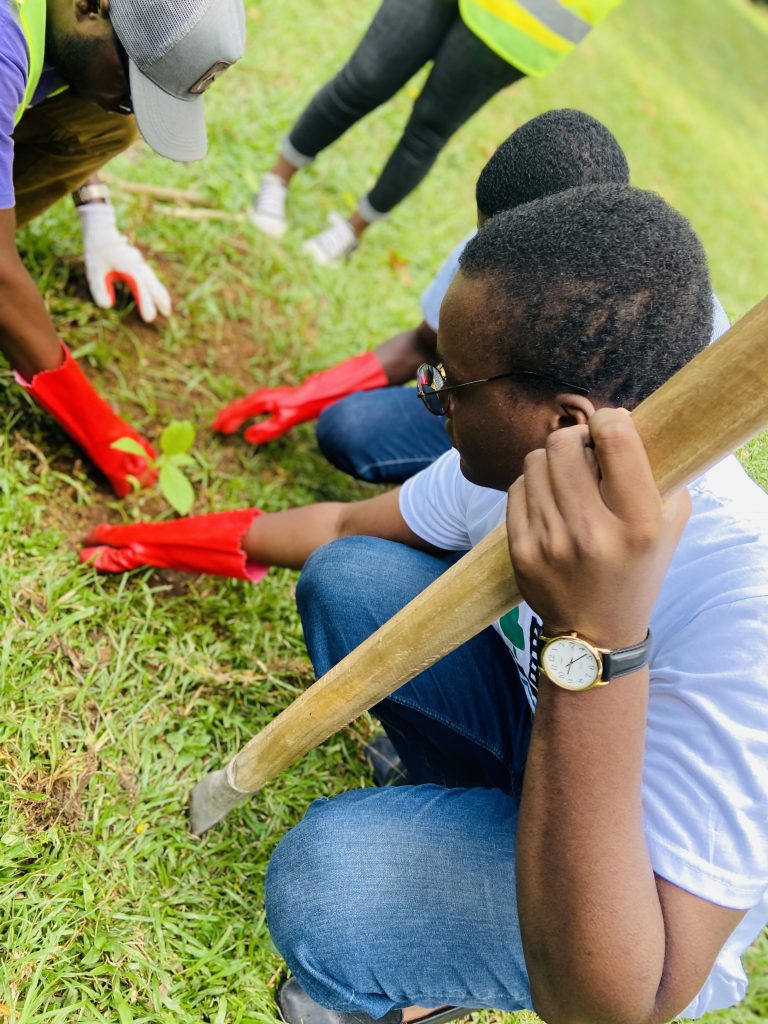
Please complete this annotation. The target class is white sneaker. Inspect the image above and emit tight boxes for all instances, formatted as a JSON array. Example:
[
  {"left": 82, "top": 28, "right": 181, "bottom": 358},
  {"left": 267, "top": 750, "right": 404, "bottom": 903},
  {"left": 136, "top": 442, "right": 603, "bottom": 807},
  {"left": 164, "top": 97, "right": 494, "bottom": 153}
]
[
  {"left": 248, "top": 173, "right": 288, "bottom": 237},
  {"left": 302, "top": 214, "right": 358, "bottom": 265}
]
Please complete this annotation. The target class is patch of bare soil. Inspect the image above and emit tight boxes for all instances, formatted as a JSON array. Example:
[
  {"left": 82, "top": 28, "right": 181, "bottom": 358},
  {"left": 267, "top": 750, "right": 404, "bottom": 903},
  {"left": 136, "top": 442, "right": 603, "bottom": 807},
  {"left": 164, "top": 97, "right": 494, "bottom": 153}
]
[
  {"left": 58, "top": 239, "right": 329, "bottom": 430},
  {"left": 10, "top": 237, "right": 319, "bottom": 593},
  {"left": 16, "top": 756, "right": 97, "bottom": 830}
]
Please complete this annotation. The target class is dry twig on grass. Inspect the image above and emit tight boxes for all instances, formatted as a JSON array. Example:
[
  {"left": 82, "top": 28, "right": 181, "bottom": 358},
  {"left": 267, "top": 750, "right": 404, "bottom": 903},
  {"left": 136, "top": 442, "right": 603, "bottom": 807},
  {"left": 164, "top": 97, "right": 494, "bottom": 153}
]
[
  {"left": 160, "top": 207, "right": 246, "bottom": 224},
  {"left": 103, "top": 175, "right": 208, "bottom": 206}
]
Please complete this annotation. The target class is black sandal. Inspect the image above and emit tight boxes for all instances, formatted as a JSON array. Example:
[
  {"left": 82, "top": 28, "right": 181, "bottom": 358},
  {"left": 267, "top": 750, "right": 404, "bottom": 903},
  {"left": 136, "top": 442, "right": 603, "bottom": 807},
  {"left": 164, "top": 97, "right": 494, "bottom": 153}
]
[
  {"left": 362, "top": 733, "right": 408, "bottom": 787},
  {"left": 277, "top": 976, "right": 476, "bottom": 1024}
]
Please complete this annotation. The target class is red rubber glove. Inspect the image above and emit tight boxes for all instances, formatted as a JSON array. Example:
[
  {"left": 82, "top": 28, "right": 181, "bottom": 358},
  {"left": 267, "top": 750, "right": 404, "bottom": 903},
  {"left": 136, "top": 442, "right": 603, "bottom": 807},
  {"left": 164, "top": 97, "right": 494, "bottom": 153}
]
[
  {"left": 15, "top": 344, "right": 157, "bottom": 497},
  {"left": 213, "top": 351, "right": 388, "bottom": 444},
  {"left": 80, "top": 508, "right": 268, "bottom": 581}
]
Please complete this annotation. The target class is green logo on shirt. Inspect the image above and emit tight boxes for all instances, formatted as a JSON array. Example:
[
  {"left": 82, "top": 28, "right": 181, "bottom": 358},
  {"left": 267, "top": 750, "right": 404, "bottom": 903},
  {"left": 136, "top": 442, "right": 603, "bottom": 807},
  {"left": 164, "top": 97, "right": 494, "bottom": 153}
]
[{"left": 499, "top": 607, "right": 525, "bottom": 650}]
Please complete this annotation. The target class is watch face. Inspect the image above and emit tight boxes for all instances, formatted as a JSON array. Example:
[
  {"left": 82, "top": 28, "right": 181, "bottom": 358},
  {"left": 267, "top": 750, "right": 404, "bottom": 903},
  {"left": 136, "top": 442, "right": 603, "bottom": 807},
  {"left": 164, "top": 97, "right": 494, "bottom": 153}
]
[{"left": 541, "top": 637, "right": 601, "bottom": 691}]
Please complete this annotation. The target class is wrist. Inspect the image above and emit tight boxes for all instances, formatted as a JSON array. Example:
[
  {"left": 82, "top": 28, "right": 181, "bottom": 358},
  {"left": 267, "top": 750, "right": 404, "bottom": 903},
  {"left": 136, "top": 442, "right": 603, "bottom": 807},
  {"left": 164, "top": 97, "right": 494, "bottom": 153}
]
[
  {"left": 538, "top": 628, "right": 651, "bottom": 691},
  {"left": 72, "top": 183, "right": 111, "bottom": 207},
  {"left": 76, "top": 201, "right": 116, "bottom": 220},
  {"left": 540, "top": 622, "right": 650, "bottom": 652},
  {"left": 76, "top": 201, "right": 119, "bottom": 242}
]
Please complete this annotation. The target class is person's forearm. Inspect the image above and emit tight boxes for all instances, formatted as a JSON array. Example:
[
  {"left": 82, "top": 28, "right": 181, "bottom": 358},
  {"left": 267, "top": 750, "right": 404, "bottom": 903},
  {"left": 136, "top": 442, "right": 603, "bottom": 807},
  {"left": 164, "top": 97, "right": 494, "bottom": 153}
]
[
  {"left": 242, "top": 489, "right": 419, "bottom": 571},
  {"left": 375, "top": 321, "right": 438, "bottom": 384},
  {"left": 517, "top": 666, "right": 675, "bottom": 1024},
  {"left": 243, "top": 503, "right": 350, "bottom": 570},
  {"left": 0, "top": 215, "right": 63, "bottom": 379},
  {"left": 509, "top": 415, "right": 741, "bottom": 1024}
]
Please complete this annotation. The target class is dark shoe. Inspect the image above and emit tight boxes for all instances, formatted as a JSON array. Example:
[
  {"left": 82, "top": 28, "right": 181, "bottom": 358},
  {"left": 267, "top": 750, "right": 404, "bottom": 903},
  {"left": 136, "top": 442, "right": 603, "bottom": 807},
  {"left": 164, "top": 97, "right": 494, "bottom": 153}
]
[
  {"left": 276, "top": 976, "right": 475, "bottom": 1024},
  {"left": 362, "top": 734, "right": 408, "bottom": 787}
]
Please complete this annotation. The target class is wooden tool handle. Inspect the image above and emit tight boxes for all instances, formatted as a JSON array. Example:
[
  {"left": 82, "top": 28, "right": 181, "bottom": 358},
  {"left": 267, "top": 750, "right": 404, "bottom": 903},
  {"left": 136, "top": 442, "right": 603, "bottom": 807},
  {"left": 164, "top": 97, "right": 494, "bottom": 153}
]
[{"left": 211, "top": 298, "right": 768, "bottom": 802}]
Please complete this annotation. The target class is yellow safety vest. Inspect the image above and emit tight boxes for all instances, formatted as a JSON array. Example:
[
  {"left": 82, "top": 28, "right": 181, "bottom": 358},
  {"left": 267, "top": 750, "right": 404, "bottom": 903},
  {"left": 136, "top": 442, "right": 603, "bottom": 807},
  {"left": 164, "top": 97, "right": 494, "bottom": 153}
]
[
  {"left": 10, "top": 0, "right": 57, "bottom": 126},
  {"left": 459, "top": 0, "right": 623, "bottom": 77}
]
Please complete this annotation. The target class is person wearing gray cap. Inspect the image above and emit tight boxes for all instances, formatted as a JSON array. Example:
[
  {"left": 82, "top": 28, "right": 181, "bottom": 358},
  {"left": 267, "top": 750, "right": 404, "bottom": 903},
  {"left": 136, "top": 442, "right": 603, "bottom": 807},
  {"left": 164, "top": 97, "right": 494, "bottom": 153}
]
[{"left": 1, "top": 0, "right": 244, "bottom": 497}]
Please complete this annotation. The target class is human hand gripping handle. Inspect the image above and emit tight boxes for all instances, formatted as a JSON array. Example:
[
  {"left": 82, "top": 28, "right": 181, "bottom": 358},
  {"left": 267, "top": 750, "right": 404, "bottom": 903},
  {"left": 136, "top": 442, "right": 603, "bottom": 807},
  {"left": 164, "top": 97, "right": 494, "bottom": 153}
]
[
  {"left": 212, "top": 351, "right": 388, "bottom": 443},
  {"left": 78, "top": 203, "right": 172, "bottom": 323},
  {"left": 506, "top": 408, "right": 691, "bottom": 650},
  {"left": 80, "top": 508, "right": 269, "bottom": 581}
]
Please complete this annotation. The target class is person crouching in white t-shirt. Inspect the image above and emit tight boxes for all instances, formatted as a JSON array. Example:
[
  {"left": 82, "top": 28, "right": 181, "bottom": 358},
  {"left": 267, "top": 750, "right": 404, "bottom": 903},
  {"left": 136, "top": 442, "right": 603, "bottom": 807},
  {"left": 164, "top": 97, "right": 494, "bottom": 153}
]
[{"left": 82, "top": 183, "right": 768, "bottom": 1024}]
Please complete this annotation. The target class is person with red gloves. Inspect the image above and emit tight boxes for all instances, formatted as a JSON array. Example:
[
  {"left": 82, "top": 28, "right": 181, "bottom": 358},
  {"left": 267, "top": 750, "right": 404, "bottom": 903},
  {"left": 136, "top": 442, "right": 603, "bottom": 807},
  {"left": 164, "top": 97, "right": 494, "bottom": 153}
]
[
  {"left": 248, "top": 0, "right": 623, "bottom": 263},
  {"left": 218, "top": 109, "right": 732, "bottom": 487},
  {"left": 83, "top": 507, "right": 270, "bottom": 580},
  {"left": 214, "top": 110, "right": 632, "bottom": 476},
  {"left": 82, "top": 187, "right": 768, "bottom": 1024},
  {"left": 3, "top": 0, "right": 244, "bottom": 495},
  {"left": 213, "top": 351, "right": 392, "bottom": 446}
]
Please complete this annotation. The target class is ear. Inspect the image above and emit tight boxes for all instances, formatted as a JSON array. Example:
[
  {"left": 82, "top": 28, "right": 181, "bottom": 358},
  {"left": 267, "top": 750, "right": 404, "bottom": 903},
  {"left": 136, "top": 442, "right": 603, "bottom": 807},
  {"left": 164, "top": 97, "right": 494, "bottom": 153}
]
[
  {"left": 546, "top": 392, "right": 597, "bottom": 432},
  {"left": 74, "top": 0, "right": 102, "bottom": 19}
]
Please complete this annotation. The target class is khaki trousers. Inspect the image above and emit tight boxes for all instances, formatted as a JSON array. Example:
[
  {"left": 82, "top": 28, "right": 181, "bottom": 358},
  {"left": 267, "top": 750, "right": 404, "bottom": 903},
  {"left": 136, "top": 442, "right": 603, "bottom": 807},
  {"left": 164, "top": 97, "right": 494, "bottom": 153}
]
[{"left": 12, "top": 90, "right": 138, "bottom": 228}]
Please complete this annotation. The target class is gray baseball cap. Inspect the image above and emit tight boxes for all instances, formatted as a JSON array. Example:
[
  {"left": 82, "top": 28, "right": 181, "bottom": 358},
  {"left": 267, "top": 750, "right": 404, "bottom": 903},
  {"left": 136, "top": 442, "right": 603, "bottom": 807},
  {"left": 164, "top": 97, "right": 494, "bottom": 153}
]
[{"left": 110, "top": 0, "right": 246, "bottom": 162}]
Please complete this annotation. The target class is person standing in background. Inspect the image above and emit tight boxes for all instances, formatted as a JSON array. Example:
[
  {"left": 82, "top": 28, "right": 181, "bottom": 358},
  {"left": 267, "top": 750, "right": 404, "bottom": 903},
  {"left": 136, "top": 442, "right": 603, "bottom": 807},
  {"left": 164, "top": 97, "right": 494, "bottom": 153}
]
[{"left": 249, "top": 0, "right": 622, "bottom": 264}]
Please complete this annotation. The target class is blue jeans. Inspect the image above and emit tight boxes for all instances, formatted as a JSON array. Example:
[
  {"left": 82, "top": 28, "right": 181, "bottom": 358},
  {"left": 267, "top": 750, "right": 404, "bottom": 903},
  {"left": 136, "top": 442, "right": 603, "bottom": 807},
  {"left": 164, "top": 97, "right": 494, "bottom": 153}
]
[
  {"left": 265, "top": 538, "right": 533, "bottom": 1016},
  {"left": 316, "top": 387, "right": 451, "bottom": 484},
  {"left": 288, "top": 0, "right": 522, "bottom": 214}
]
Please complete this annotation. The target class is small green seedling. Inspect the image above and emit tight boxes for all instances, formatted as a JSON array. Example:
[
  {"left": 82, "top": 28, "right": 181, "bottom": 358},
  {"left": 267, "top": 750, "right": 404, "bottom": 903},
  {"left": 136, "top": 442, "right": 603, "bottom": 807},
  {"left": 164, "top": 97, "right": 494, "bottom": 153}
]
[{"left": 111, "top": 420, "right": 197, "bottom": 514}]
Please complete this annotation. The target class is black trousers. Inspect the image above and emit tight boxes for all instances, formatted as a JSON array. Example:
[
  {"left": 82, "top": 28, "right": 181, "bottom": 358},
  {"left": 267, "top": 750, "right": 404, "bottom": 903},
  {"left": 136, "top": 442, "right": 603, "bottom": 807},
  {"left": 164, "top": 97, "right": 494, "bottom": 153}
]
[{"left": 288, "top": 0, "right": 523, "bottom": 214}]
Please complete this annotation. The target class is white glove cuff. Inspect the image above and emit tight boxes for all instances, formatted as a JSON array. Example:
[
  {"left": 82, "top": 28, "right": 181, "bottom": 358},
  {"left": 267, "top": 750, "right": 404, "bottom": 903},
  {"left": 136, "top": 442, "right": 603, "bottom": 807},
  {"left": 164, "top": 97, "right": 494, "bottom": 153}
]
[{"left": 77, "top": 201, "right": 122, "bottom": 244}]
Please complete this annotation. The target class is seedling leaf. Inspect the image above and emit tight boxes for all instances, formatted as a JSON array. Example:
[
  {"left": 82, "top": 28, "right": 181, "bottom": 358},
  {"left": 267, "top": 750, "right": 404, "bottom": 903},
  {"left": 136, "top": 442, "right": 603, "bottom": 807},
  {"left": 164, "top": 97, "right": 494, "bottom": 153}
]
[
  {"left": 170, "top": 453, "right": 195, "bottom": 467},
  {"left": 111, "top": 437, "right": 151, "bottom": 459},
  {"left": 159, "top": 462, "right": 194, "bottom": 515},
  {"left": 160, "top": 420, "right": 195, "bottom": 456}
]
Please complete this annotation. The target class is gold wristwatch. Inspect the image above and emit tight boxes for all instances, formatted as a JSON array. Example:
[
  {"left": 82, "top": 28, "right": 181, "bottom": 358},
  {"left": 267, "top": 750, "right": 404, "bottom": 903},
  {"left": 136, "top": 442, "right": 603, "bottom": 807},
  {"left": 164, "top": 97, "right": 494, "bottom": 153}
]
[{"left": 539, "top": 630, "right": 651, "bottom": 692}]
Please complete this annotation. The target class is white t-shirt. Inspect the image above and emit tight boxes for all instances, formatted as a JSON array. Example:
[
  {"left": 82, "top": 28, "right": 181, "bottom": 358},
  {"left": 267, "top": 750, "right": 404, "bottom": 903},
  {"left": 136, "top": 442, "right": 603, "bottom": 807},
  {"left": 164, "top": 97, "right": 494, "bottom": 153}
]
[
  {"left": 420, "top": 234, "right": 476, "bottom": 332},
  {"left": 399, "top": 450, "right": 768, "bottom": 1019},
  {"left": 420, "top": 232, "right": 732, "bottom": 342}
]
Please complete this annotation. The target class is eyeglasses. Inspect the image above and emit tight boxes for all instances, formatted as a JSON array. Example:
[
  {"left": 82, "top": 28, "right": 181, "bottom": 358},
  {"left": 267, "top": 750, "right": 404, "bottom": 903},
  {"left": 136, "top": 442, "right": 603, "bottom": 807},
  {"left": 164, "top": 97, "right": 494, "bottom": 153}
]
[{"left": 416, "top": 362, "right": 590, "bottom": 416}]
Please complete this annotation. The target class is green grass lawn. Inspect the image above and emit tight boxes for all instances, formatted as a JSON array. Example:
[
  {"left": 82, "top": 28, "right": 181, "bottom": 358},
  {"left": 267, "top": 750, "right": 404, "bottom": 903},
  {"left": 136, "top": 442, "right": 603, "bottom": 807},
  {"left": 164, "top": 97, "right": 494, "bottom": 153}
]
[{"left": 2, "top": 0, "right": 767, "bottom": 1020}]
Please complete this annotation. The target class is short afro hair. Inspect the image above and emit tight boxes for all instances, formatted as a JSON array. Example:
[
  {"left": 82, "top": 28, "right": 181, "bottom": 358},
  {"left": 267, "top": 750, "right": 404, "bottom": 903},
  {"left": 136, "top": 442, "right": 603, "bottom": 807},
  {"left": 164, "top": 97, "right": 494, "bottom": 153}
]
[
  {"left": 475, "top": 109, "right": 630, "bottom": 219},
  {"left": 459, "top": 184, "right": 713, "bottom": 409}
]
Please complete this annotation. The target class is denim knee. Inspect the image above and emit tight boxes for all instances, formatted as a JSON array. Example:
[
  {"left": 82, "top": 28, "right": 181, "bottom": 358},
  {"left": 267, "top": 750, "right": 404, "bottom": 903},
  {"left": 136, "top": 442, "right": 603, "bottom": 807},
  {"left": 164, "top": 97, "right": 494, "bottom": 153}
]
[
  {"left": 297, "top": 538, "right": 370, "bottom": 676},
  {"left": 265, "top": 788, "right": 454, "bottom": 1011},
  {"left": 296, "top": 538, "right": 359, "bottom": 621},
  {"left": 297, "top": 535, "right": 437, "bottom": 637},
  {"left": 297, "top": 535, "right": 393, "bottom": 613},
  {"left": 317, "top": 390, "right": 449, "bottom": 485},
  {"left": 264, "top": 794, "right": 390, "bottom": 1013},
  {"left": 315, "top": 398, "right": 374, "bottom": 480},
  {"left": 264, "top": 797, "right": 335, "bottom": 969},
  {"left": 298, "top": 536, "right": 452, "bottom": 686},
  {"left": 265, "top": 785, "right": 532, "bottom": 1016}
]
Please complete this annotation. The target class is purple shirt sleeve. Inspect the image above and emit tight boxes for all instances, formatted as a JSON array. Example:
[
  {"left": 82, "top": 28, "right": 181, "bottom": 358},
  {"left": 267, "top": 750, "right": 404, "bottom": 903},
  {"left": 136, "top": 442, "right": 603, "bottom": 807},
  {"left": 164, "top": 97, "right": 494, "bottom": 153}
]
[{"left": 0, "top": 2, "right": 30, "bottom": 210}]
